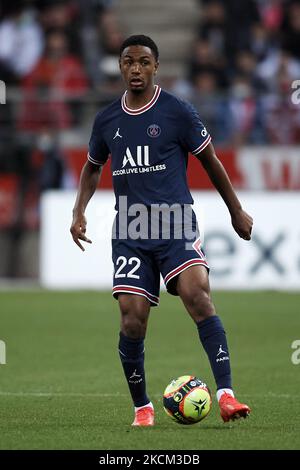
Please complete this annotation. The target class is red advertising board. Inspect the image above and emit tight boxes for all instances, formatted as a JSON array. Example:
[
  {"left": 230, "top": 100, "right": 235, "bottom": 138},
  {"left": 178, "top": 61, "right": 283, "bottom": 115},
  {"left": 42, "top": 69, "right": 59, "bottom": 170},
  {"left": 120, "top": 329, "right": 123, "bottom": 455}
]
[
  {"left": 63, "top": 147, "right": 244, "bottom": 189},
  {"left": 0, "top": 175, "right": 18, "bottom": 227}
]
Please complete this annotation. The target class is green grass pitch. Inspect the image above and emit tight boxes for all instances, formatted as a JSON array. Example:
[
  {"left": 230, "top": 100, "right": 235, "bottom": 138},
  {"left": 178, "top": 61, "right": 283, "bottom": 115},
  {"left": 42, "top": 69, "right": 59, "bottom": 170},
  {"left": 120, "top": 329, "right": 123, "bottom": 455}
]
[{"left": 0, "top": 290, "right": 299, "bottom": 450}]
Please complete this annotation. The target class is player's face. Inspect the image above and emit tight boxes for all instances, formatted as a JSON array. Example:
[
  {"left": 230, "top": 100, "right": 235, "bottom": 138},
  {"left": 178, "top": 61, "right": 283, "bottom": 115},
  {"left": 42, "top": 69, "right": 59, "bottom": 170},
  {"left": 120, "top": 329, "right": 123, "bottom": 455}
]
[{"left": 119, "top": 45, "right": 159, "bottom": 93}]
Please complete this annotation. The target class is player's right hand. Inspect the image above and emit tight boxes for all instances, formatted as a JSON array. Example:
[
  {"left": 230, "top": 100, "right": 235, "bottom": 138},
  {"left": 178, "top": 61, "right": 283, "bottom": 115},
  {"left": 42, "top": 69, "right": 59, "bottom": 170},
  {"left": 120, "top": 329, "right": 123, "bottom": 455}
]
[{"left": 70, "top": 213, "right": 92, "bottom": 251}]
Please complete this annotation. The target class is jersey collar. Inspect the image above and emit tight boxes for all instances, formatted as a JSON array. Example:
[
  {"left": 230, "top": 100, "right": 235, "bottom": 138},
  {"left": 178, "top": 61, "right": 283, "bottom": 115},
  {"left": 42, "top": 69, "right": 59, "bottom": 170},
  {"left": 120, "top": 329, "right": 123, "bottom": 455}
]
[{"left": 121, "top": 85, "right": 161, "bottom": 115}]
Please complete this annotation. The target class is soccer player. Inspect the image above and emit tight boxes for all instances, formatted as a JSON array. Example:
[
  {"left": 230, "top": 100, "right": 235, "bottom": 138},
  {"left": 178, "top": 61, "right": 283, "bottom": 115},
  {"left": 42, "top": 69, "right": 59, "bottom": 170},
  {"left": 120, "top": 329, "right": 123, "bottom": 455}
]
[{"left": 70, "top": 35, "right": 253, "bottom": 426}]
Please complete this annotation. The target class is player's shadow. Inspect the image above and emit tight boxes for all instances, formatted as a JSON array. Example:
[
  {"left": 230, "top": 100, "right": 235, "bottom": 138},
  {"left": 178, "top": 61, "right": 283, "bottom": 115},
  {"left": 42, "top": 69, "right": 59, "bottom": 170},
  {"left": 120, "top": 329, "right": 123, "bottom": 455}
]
[{"left": 157, "top": 424, "right": 235, "bottom": 431}]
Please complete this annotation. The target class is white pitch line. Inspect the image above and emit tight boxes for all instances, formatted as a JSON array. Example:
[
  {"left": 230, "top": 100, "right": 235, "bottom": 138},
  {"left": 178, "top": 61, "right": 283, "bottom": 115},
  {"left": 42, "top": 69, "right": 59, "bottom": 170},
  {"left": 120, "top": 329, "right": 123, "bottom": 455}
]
[
  {"left": 0, "top": 392, "right": 128, "bottom": 397},
  {"left": 0, "top": 392, "right": 297, "bottom": 399}
]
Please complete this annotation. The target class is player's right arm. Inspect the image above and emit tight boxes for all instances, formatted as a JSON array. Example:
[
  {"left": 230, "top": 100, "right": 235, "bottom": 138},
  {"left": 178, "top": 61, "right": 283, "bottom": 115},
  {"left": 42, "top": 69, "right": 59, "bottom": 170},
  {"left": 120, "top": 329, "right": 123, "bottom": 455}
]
[
  {"left": 70, "top": 161, "right": 103, "bottom": 251},
  {"left": 71, "top": 111, "right": 109, "bottom": 251}
]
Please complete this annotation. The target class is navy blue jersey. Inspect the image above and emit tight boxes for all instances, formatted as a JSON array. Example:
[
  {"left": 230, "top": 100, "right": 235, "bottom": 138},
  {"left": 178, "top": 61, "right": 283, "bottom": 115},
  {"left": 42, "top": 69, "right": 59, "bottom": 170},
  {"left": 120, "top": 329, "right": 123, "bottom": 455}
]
[{"left": 88, "top": 86, "right": 211, "bottom": 210}]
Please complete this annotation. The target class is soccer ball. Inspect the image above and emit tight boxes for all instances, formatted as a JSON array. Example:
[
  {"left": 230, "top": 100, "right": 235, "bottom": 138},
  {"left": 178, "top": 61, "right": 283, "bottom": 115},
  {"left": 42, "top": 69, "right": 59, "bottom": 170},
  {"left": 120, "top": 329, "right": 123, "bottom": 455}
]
[{"left": 163, "top": 375, "right": 212, "bottom": 425}]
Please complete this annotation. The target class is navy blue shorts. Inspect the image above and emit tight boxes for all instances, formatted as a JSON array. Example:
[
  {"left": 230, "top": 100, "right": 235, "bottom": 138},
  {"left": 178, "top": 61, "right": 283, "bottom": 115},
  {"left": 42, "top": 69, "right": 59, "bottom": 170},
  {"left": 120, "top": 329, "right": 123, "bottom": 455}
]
[{"left": 111, "top": 207, "right": 209, "bottom": 307}]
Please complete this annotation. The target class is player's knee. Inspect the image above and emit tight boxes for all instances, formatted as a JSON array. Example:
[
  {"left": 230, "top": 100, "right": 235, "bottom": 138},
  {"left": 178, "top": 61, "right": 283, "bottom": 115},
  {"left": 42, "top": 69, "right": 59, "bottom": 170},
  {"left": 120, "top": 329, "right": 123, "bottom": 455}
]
[
  {"left": 119, "top": 295, "right": 149, "bottom": 338},
  {"left": 191, "top": 286, "right": 212, "bottom": 310},
  {"left": 121, "top": 313, "right": 147, "bottom": 338},
  {"left": 181, "top": 284, "right": 215, "bottom": 319}
]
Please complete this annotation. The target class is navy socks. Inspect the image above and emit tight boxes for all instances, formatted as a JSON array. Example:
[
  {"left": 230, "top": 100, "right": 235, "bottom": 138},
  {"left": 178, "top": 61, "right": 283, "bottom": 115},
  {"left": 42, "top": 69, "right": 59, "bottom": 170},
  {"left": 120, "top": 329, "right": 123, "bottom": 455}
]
[
  {"left": 118, "top": 332, "right": 150, "bottom": 407},
  {"left": 197, "top": 315, "right": 232, "bottom": 390},
  {"left": 119, "top": 316, "right": 231, "bottom": 406}
]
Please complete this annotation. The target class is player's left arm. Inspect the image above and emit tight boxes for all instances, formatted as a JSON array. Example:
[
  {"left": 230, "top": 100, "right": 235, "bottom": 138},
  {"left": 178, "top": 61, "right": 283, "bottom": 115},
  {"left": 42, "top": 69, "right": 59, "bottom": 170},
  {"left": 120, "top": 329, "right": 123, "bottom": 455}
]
[{"left": 197, "top": 143, "right": 253, "bottom": 240}]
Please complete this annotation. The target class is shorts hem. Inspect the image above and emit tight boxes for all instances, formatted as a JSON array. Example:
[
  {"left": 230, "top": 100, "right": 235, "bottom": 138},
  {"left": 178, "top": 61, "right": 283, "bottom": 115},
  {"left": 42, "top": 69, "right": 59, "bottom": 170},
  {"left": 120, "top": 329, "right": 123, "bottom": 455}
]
[
  {"left": 112, "top": 285, "right": 159, "bottom": 307},
  {"left": 164, "top": 258, "right": 210, "bottom": 286}
]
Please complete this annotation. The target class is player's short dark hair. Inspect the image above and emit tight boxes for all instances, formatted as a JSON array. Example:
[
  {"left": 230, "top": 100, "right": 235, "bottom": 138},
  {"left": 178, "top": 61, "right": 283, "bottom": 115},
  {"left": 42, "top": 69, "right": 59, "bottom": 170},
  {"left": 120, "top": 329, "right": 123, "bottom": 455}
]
[{"left": 120, "top": 35, "right": 159, "bottom": 61}]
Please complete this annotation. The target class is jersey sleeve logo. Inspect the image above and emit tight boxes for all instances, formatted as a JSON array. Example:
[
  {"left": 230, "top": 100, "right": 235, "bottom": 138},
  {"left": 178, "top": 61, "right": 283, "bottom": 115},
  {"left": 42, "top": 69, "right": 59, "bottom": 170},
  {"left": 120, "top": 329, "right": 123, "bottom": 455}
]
[{"left": 147, "top": 124, "right": 161, "bottom": 138}]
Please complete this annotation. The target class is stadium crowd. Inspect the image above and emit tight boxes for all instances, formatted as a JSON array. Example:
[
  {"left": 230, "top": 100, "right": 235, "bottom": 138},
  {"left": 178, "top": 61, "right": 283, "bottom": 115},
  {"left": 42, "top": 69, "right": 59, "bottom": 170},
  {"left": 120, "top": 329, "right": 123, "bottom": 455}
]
[
  {"left": 1, "top": 0, "right": 300, "bottom": 146},
  {"left": 173, "top": 0, "right": 300, "bottom": 145},
  {"left": 1, "top": 0, "right": 300, "bottom": 143}
]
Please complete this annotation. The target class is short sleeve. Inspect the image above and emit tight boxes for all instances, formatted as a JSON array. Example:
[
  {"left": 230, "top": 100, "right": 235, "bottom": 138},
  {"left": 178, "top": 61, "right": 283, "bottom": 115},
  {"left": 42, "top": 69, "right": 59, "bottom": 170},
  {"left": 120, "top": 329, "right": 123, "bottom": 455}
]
[
  {"left": 88, "top": 112, "right": 110, "bottom": 166},
  {"left": 179, "top": 101, "right": 211, "bottom": 157}
]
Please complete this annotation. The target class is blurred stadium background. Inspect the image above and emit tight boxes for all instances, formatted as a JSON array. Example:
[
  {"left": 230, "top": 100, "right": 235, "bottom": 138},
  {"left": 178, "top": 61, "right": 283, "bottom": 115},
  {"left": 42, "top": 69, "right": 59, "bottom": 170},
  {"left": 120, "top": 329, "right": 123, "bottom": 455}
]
[
  {"left": 0, "top": 0, "right": 300, "bottom": 450},
  {"left": 1, "top": 0, "right": 300, "bottom": 284}
]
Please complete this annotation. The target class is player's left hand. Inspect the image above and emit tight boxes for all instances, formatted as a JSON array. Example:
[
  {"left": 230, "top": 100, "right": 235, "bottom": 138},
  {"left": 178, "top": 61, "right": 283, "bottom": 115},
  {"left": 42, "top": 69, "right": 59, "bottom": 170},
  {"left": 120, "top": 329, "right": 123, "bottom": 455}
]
[{"left": 231, "top": 209, "right": 253, "bottom": 240}]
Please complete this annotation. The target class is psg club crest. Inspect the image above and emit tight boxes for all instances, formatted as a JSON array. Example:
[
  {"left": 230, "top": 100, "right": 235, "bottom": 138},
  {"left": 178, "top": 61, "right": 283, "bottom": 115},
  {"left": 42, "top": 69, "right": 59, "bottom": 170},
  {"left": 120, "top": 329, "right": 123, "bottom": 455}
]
[{"left": 147, "top": 124, "right": 161, "bottom": 138}]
